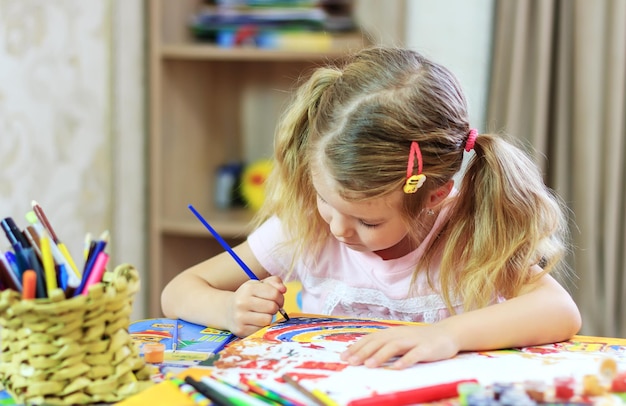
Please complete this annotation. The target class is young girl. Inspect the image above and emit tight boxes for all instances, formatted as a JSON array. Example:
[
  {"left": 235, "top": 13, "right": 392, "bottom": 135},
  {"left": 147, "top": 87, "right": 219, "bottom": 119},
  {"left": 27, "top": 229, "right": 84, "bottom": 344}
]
[{"left": 161, "top": 47, "right": 581, "bottom": 369}]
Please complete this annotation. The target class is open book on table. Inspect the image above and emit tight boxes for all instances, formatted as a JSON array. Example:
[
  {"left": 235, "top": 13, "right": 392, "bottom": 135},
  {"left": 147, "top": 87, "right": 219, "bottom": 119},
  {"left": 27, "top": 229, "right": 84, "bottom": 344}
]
[{"left": 129, "top": 318, "right": 237, "bottom": 365}]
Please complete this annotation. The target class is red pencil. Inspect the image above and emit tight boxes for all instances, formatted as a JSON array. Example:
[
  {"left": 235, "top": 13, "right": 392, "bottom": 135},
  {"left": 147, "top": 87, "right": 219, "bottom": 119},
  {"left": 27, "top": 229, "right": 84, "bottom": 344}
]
[{"left": 346, "top": 378, "right": 479, "bottom": 406}]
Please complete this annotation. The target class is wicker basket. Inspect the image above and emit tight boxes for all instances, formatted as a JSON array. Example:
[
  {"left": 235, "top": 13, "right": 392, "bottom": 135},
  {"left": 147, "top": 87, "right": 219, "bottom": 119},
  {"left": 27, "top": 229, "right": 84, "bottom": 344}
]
[{"left": 0, "top": 264, "right": 154, "bottom": 405}]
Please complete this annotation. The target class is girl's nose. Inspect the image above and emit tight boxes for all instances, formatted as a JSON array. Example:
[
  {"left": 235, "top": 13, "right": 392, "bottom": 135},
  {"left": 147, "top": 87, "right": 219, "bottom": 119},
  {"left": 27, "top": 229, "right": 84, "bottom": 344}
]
[{"left": 329, "top": 214, "right": 353, "bottom": 239}]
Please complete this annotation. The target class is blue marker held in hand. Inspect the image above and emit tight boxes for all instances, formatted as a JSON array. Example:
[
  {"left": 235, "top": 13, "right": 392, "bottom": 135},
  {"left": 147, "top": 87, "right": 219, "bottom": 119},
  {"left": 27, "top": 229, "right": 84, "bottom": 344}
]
[{"left": 187, "top": 204, "right": 290, "bottom": 321}]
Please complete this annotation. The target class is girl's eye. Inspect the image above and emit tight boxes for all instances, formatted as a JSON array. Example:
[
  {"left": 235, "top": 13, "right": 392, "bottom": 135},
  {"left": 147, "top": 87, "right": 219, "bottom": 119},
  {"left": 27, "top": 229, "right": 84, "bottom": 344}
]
[{"left": 317, "top": 193, "right": 380, "bottom": 228}]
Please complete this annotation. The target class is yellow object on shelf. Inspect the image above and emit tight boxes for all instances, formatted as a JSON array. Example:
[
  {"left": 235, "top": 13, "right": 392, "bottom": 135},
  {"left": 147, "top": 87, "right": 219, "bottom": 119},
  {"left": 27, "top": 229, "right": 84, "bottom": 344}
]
[
  {"left": 241, "top": 159, "right": 273, "bottom": 211},
  {"left": 267, "top": 31, "right": 333, "bottom": 52}
]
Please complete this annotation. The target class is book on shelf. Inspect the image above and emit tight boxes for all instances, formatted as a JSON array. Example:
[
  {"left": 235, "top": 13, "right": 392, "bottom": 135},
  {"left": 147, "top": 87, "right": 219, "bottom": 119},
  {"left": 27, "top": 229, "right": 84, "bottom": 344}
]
[{"left": 189, "top": 0, "right": 357, "bottom": 49}]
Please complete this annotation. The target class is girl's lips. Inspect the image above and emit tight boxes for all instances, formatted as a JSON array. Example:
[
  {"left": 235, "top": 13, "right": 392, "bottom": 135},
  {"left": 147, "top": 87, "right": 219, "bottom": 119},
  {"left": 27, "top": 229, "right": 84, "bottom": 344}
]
[{"left": 338, "top": 239, "right": 360, "bottom": 247}]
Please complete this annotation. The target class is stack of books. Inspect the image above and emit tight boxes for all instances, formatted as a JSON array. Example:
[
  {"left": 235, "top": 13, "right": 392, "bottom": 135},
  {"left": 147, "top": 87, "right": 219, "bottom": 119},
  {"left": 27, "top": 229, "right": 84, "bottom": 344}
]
[{"left": 189, "top": 0, "right": 356, "bottom": 50}]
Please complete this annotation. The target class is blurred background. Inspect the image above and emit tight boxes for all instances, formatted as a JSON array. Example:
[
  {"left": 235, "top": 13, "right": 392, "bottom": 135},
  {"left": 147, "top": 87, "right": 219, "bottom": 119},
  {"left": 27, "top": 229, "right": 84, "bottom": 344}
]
[{"left": 0, "top": 0, "right": 624, "bottom": 338}]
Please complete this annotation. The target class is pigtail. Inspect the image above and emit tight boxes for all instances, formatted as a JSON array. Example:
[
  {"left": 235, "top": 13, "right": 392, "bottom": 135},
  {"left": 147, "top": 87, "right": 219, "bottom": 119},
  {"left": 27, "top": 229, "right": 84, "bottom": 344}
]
[
  {"left": 436, "top": 134, "right": 569, "bottom": 312},
  {"left": 254, "top": 67, "right": 342, "bottom": 258}
]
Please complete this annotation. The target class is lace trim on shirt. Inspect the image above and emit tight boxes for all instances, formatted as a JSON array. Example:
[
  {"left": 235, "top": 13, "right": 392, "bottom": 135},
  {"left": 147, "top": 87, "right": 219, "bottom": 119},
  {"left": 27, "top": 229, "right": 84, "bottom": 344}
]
[{"left": 306, "top": 276, "right": 463, "bottom": 323}]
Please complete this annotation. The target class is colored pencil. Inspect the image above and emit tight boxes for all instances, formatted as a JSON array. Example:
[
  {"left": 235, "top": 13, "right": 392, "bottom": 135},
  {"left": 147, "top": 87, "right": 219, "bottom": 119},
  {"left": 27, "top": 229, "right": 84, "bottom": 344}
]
[
  {"left": 310, "top": 389, "right": 339, "bottom": 406},
  {"left": 346, "top": 378, "right": 479, "bottom": 406},
  {"left": 282, "top": 374, "right": 327, "bottom": 406},
  {"left": 24, "top": 225, "right": 42, "bottom": 258},
  {"left": 241, "top": 378, "right": 292, "bottom": 406},
  {"left": 187, "top": 204, "right": 290, "bottom": 321},
  {"left": 197, "top": 376, "right": 267, "bottom": 406},
  {"left": 185, "top": 376, "right": 241, "bottom": 406},
  {"left": 25, "top": 211, "right": 81, "bottom": 288},
  {"left": 31, "top": 200, "right": 80, "bottom": 278},
  {"left": 241, "top": 377, "right": 306, "bottom": 406},
  {"left": 196, "top": 372, "right": 275, "bottom": 404},
  {"left": 167, "top": 375, "right": 210, "bottom": 406}
]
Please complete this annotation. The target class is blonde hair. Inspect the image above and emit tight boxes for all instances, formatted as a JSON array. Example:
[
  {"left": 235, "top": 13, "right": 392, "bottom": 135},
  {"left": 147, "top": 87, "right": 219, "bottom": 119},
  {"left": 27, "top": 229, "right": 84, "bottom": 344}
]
[{"left": 255, "top": 47, "right": 569, "bottom": 313}]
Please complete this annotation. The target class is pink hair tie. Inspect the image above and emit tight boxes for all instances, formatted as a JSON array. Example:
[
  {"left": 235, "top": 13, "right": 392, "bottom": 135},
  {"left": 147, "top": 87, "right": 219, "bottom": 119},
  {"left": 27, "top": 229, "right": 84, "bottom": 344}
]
[{"left": 465, "top": 129, "right": 478, "bottom": 152}]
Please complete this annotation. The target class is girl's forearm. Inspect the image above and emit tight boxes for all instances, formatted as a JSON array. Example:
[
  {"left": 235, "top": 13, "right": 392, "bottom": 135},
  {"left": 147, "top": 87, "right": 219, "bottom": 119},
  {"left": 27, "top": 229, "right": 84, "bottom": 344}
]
[
  {"left": 437, "top": 282, "right": 581, "bottom": 352},
  {"left": 161, "top": 274, "right": 234, "bottom": 330}
]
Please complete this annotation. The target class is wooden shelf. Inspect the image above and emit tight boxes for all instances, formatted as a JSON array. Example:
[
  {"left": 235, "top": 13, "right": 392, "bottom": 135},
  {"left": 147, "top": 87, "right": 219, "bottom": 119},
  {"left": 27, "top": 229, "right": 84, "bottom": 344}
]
[
  {"left": 160, "top": 208, "right": 255, "bottom": 238},
  {"left": 160, "top": 34, "right": 367, "bottom": 61},
  {"left": 148, "top": 0, "right": 366, "bottom": 317}
]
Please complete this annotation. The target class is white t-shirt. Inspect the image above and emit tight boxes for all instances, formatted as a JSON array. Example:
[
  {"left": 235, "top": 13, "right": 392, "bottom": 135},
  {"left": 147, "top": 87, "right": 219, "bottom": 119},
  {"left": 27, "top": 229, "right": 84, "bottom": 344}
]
[{"left": 247, "top": 213, "right": 465, "bottom": 323}]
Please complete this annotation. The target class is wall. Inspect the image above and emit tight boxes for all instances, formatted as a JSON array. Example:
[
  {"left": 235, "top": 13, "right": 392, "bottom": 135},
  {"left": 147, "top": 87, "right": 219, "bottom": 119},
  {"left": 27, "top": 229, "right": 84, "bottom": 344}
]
[
  {"left": 355, "top": 0, "right": 493, "bottom": 129},
  {"left": 0, "top": 0, "right": 146, "bottom": 318},
  {"left": 405, "top": 0, "right": 495, "bottom": 131}
]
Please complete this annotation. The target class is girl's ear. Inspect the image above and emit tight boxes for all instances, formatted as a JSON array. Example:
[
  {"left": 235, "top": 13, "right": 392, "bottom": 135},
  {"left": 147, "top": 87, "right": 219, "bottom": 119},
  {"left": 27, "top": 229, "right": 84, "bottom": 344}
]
[{"left": 426, "top": 180, "right": 454, "bottom": 208}]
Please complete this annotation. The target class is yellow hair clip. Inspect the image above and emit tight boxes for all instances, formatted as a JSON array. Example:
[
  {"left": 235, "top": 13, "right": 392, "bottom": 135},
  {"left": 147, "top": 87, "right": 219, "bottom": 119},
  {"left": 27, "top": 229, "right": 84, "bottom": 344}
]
[
  {"left": 403, "top": 174, "right": 426, "bottom": 194},
  {"left": 404, "top": 141, "right": 426, "bottom": 194}
]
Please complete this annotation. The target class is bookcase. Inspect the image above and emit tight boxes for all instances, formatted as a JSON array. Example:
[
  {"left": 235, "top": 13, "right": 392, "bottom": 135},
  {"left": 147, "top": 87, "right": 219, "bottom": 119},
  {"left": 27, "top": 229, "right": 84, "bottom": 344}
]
[{"left": 147, "top": 0, "right": 369, "bottom": 317}]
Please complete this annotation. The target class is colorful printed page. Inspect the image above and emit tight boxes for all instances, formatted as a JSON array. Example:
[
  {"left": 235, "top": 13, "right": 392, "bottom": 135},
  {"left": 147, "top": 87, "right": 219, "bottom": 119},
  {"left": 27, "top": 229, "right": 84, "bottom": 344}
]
[
  {"left": 129, "top": 318, "right": 236, "bottom": 361},
  {"left": 201, "top": 313, "right": 626, "bottom": 405}
]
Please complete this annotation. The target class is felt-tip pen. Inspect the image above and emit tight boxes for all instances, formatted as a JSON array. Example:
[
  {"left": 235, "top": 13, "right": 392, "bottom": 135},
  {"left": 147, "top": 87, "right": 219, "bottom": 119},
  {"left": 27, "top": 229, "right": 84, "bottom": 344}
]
[{"left": 1, "top": 217, "right": 30, "bottom": 249}]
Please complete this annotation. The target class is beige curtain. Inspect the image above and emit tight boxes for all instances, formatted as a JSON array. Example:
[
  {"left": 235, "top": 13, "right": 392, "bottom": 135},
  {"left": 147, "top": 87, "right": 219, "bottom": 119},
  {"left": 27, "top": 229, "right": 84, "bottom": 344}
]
[{"left": 487, "top": 0, "right": 626, "bottom": 337}]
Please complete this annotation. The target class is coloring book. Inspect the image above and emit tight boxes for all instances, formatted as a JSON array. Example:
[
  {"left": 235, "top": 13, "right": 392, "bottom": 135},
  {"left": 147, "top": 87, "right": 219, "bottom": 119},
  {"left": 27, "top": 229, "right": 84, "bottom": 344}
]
[
  {"left": 199, "top": 313, "right": 626, "bottom": 405},
  {"left": 129, "top": 318, "right": 237, "bottom": 363}
]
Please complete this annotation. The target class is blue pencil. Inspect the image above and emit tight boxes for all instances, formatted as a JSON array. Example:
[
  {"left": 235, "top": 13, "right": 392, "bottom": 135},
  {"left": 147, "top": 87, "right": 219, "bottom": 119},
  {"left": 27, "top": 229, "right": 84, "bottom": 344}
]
[{"left": 187, "top": 204, "right": 290, "bottom": 321}]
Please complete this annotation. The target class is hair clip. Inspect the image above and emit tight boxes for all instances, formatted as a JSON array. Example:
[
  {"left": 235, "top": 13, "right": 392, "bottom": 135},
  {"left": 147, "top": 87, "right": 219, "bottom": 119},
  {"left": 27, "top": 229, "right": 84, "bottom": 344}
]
[{"left": 403, "top": 141, "right": 426, "bottom": 194}]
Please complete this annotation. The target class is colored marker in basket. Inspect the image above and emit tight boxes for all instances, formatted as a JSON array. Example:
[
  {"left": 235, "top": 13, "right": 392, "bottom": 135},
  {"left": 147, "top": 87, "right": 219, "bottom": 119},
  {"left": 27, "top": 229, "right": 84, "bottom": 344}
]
[
  {"left": 40, "top": 231, "right": 58, "bottom": 294},
  {"left": 22, "top": 270, "right": 37, "bottom": 300}
]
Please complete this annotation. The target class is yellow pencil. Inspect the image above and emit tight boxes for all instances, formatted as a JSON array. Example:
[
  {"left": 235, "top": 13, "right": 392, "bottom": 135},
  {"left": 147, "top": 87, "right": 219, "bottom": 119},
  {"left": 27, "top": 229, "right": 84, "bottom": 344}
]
[
  {"left": 58, "top": 243, "right": 80, "bottom": 278},
  {"left": 311, "top": 389, "right": 339, "bottom": 406},
  {"left": 282, "top": 374, "right": 326, "bottom": 406},
  {"left": 40, "top": 231, "right": 57, "bottom": 294}
]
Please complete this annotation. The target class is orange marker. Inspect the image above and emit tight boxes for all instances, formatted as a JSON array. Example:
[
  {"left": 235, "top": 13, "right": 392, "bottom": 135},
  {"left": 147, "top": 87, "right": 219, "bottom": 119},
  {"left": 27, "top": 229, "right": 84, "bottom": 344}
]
[{"left": 22, "top": 270, "right": 37, "bottom": 300}]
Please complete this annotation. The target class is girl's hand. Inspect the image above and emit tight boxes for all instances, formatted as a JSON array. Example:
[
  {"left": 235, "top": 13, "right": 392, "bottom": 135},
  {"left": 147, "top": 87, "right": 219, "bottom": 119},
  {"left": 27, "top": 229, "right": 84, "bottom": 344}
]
[
  {"left": 226, "top": 275, "right": 287, "bottom": 337},
  {"left": 340, "top": 324, "right": 460, "bottom": 369}
]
